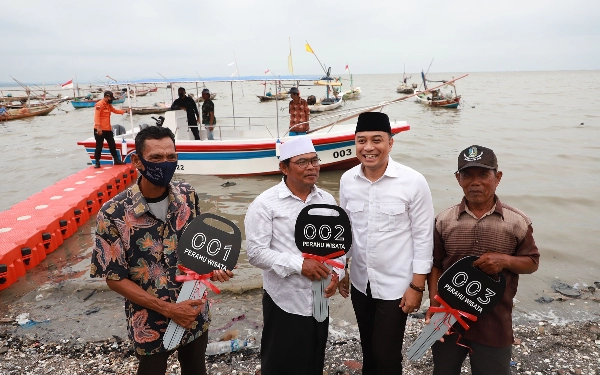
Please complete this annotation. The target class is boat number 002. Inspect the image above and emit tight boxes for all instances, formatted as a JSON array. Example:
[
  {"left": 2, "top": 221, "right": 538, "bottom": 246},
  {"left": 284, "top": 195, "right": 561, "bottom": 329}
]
[
  {"left": 303, "top": 224, "right": 344, "bottom": 242},
  {"left": 333, "top": 149, "right": 352, "bottom": 159},
  {"left": 191, "top": 233, "right": 231, "bottom": 261},
  {"left": 176, "top": 165, "right": 184, "bottom": 170},
  {"left": 451, "top": 271, "right": 496, "bottom": 305}
]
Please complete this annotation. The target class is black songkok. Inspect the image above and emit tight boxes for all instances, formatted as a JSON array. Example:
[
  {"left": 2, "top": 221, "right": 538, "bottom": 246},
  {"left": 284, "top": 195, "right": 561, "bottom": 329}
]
[{"left": 355, "top": 112, "right": 391, "bottom": 134}]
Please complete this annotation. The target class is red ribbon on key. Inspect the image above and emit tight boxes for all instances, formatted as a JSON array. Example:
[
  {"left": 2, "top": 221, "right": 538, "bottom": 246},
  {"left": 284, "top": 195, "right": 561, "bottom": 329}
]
[
  {"left": 175, "top": 265, "right": 221, "bottom": 294},
  {"left": 302, "top": 250, "right": 345, "bottom": 269},
  {"left": 428, "top": 294, "right": 478, "bottom": 330}
]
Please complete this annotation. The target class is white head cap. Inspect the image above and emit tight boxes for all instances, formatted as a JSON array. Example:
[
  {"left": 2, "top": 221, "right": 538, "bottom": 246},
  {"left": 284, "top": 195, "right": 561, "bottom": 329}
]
[{"left": 279, "top": 137, "right": 316, "bottom": 161}]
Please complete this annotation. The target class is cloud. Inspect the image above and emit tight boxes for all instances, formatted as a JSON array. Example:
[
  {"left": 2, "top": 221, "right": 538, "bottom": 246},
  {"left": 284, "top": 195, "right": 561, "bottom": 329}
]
[{"left": 1, "top": 0, "right": 598, "bottom": 83}]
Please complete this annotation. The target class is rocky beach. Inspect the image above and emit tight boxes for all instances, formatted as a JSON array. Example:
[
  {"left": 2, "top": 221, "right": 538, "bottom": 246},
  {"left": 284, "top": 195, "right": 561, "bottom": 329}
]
[{"left": 1, "top": 273, "right": 599, "bottom": 375}]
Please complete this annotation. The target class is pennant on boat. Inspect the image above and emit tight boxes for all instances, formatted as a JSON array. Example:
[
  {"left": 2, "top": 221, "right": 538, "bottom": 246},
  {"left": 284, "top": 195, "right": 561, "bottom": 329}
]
[
  {"left": 288, "top": 37, "right": 294, "bottom": 74},
  {"left": 345, "top": 65, "right": 349, "bottom": 71},
  {"left": 61, "top": 79, "right": 74, "bottom": 89},
  {"left": 305, "top": 43, "right": 314, "bottom": 53},
  {"left": 227, "top": 62, "right": 235, "bottom": 66},
  {"left": 264, "top": 69, "right": 270, "bottom": 75}
]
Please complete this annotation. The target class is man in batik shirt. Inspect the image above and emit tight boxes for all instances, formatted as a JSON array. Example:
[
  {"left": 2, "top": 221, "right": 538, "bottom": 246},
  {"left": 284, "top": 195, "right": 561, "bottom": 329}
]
[
  {"left": 288, "top": 87, "right": 310, "bottom": 135},
  {"left": 91, "top": 126, "right": 231, "bottom": 375}
]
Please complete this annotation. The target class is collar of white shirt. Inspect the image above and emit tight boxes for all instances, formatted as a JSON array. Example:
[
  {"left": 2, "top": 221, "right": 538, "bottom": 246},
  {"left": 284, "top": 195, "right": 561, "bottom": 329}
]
[
  {"left": 277, "top": 178, "right": 323, "bottom": 202},
  {"left": 354, "top": 156, "right": 399, "bottom": 182}
]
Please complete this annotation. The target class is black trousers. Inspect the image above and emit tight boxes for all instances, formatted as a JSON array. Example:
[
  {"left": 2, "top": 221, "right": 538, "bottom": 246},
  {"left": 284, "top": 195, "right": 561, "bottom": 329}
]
[
  {"left": 94, "top": 129, "right": 119, "bottom": 163},
  {"left": 188, "top": 123, "right": 200, "bottom": 140},
  {"left": 136, "top": 332, "right": 209, "bottom": 375},
  {"left": 432, "top": 333, "right": 512, "bottom": 375},
  {"left": 261, "top": 291, "right": 329, "bottom": 375},
  {"left": 350, "top": 283, "right": 408, "bottom": 375}
]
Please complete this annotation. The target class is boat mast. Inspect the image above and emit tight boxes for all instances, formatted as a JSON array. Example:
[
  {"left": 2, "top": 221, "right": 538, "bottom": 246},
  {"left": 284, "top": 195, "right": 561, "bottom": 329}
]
[{"left": 230, "top": 82, "right": 236, "bottom": 126}]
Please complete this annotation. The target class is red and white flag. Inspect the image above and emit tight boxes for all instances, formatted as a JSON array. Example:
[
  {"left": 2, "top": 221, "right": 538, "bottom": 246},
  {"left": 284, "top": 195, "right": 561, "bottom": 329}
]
[
  {"left": 345, "top": 64, "right": 349, "bottom": 71},
  {"left": 264, "top": 69, "right": 270, "bottom": 75},
  {"left": 61, "top": 79, "right": 74, "bottom": 89}
]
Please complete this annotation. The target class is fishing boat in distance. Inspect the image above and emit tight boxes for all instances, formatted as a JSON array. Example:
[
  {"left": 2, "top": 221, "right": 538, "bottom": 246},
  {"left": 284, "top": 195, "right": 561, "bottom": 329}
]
[
  {"left": 129, "top": 105, "right": 169, "bottom": 115},
  {"left": 0, "top": 104, "right": 58, "bottom": 121},
  {"left": 341, "top": 65, "right": 361, "bottom": 100},
  {"left": 77, "top": 75, "right": 437, "bottom": 175},
  {"left": 414, "top": 71, "right": 462, "bottom": 108},
  {"left": 397, "top": 68, "right": 415, "bottom": 94},
  {"left": 71, "top": 95, "right": 125, "bottom": 109},
  {"left": 308, "top": 69, "right": 344, "bottom": 113}
]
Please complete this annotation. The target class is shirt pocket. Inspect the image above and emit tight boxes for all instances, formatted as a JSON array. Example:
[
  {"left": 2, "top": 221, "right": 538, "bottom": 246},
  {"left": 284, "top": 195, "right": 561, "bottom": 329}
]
[
  {"left": 378, "top": 203, "right": 409, "bottom": 232},
  {"left": 346, "top": 201, "right": 366, "bottom": 229}
]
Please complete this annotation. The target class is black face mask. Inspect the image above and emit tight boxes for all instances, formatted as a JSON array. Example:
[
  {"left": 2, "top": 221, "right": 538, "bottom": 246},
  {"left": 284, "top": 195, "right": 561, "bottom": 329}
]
[
  {"left": 179, "top": 93, "right": 185, "bottom": 99},
  {"left": 107, "top": 99, "right": 113, "bottom": 104}
]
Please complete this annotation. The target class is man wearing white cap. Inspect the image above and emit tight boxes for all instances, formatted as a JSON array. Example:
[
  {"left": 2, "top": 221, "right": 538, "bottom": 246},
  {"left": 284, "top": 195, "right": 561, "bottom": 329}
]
[{"left": 245, "top": 136, "right": 344, "bottom": 375}]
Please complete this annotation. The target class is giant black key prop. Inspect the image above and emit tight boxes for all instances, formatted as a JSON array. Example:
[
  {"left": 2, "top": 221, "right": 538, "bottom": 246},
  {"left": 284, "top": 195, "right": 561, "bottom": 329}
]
[
  {"left": 407, "top": 256, "right": 506, "bottom": 360},
  {"left": 295, "top": 204, "right": 351, "bottom": 322},
  {"left": 163, "top": 213, "right": 241, "bottom": 350}
]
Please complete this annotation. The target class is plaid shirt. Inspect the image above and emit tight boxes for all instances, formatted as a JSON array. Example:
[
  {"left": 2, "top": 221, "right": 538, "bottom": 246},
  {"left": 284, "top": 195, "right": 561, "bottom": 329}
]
[
  {"left": 90, "top": 180, "right": 210, "bottom": 355},
  {"left": 433, "top": 195, "right": 539, "bottom": 347},
  {"left": 289, "top": 98, "right": 309, "bottom": 132}
]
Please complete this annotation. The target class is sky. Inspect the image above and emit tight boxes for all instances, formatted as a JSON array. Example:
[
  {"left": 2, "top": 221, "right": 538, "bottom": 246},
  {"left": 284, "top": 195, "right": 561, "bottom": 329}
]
[{"left": 1, "top": 0, "right": 599, "bottom": 84}]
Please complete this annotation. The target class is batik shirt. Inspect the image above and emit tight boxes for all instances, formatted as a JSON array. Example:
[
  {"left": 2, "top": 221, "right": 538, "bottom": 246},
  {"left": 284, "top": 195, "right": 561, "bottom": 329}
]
[
  {"left": 289, "top": 98, "right": 309, "bottom": 132},
  {"left": 201, "top": 100, "right": 216, "bottom": 125},
  {"left": 90, "top": 180, "right": 210, "bottom": 355}
]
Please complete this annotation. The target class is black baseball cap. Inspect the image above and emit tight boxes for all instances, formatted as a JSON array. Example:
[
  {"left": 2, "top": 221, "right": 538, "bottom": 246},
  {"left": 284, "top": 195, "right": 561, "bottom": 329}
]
[
  {"left": 104, "top": 90, "right": 115, "bottom": 99},
  {"left": 457, "top": 145, "right": 498, "bottom": 172}
]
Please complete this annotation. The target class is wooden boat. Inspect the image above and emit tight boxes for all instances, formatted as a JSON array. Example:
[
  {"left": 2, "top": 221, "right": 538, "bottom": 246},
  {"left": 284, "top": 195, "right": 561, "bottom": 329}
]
[
  {"left": 71, "top": 95, "right": 125, "bottom": 109},
  {"left": 4, "top": 99, "right": 65, "bottom": 109},
  {"left": 129, "top": 106, "right": 170, "bottom": 115},
  {"left": 0, "top": 104, "right": 57, "bottom": 121},
  {"left": 396, "top": 83, "right": 416, "bottom": 94},
  {"left": 77, "top": 75, "right": 413, "bottom": 174},
  {"left": 148, "top": 87, "right": 158, "bottom": 92},
  {"left": 308, "top": 96, "right": 343, "bottom": 113},
  {"left": 414, "top": 91, "right": 461, "bottom": 108},
  {"left": 130, "top": 89, "right": 150, "bottom": 97},
  {"left": 342, "top": 87, "right": 361, "bottom": 100},
  {"left": 257, "top": 92, "right": 289, "bottom": 102},
  {"left": 414, "top": 71, "right": 462, "bottom": 108}
]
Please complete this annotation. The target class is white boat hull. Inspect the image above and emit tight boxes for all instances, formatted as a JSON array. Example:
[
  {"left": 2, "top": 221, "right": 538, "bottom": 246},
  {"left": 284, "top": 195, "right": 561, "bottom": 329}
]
[{"left": 78, "top": 111, "right": 410, "bottom": 176}]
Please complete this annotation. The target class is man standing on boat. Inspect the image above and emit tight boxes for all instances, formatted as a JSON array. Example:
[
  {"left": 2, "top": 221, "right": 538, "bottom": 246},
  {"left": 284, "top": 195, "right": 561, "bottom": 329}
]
[
  {"left": 93, "top": 91, "right": 126, "bottom": 168},
  {"left": 171, "top": 87, "right": 200, "bottom": 140},
  {"left": 338, "top": 112, "right": 435, "bottom": 374},
  {"left": 201, "top": 88, "right": 216, "bottom": 140},
  {"left": 245, "top": 137, "right": 344, "bottom": 375},
  {"left": 91, "top": 126, "right": 232, "bottom": 375},
  {"left": 426, "top": 145, "right": 539, "bottom": 375},
  {"left": 288, "top": 87, "right": 310, "bottom": 135}
]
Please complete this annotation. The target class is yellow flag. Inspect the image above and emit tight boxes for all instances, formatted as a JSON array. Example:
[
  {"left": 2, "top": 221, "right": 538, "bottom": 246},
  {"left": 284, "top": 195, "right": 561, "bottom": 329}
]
[
  {"left": 288, "top": 53, "right": 294, "bottom": 74},
  {"left": 305, "top": 43, "right": 314, "bottom": 53}
]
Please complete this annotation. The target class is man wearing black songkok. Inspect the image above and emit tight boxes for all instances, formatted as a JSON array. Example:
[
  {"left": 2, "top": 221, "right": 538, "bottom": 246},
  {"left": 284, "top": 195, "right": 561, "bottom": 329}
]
[{"left": 338, "top": 112, "right": 435, "bottom": 374}]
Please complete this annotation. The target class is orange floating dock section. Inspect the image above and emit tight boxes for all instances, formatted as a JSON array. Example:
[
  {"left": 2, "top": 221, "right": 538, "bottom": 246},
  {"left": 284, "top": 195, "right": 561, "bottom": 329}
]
[{"left": 0, "top": 165, "right": 137, "bottom": 290}]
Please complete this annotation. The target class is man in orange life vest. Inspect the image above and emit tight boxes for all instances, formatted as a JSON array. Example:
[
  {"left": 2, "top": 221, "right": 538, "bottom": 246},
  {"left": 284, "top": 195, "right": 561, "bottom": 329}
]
[{"left": 94, "top": 90, "right": 126, "bottom": 168}]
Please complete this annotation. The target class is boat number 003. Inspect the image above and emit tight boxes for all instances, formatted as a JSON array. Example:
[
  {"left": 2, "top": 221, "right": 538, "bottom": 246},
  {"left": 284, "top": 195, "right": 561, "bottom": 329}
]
[
  {"left": 303, "top": 224, "right": 344, "bottom": 242},
  {"left": 191, "top": 233, "right": 232, "bottom": 261},
  {"left": 451, "top": 271, "right": 496, "bottom": 305},
  {"left": 333, "top": 149, "right": 352, "bottom": 159},
  {"left": 176, "top": 164, "right": 184, "bottom": 170}
]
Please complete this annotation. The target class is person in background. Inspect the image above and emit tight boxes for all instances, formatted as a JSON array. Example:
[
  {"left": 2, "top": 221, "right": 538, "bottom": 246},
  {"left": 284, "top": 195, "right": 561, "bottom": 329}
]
[
  {"left": 288, "top": 87, "right": 310, "bottom": 135},
  {"left": 90, "top": 126, "right": 233, "bottom": 375},
  {"left": 201, "top": 88, "right": 216, "bottom": 140},
  {"left": 0, "top": 104, "right": 9, "bottom": 120},
  {"left": 94, "top": 90, "right": 126, "bottom": 168},
  {"left": 426, "top": 145, "right": 540, "bottom": 375},
  {"left": 338, "top": 112, "right": 434, "bottom": 375},
  {"left": 245, "top": 136, "right": 344, "bottom": 375},
  {"left": 171, "top": 87, "right": 200, "bottom": 140}
]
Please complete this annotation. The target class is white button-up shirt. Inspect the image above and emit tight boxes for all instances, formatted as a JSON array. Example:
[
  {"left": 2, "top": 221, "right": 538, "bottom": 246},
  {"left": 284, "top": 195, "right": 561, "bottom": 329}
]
[
  {"left": 245, "top": 180, "right": 346, "bottom": 316},
  {"left": 339, "top": 157, "right": 434, "bottom": 300}
]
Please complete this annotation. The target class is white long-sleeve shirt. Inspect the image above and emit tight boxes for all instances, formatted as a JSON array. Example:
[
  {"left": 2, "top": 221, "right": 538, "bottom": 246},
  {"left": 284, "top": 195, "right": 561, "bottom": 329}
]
[
  {"left": 340, "top": 157, "right": 434, "bottom": 300},
  {"left": 245, "top": 180, "right": 345, "bottom": 316}
]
